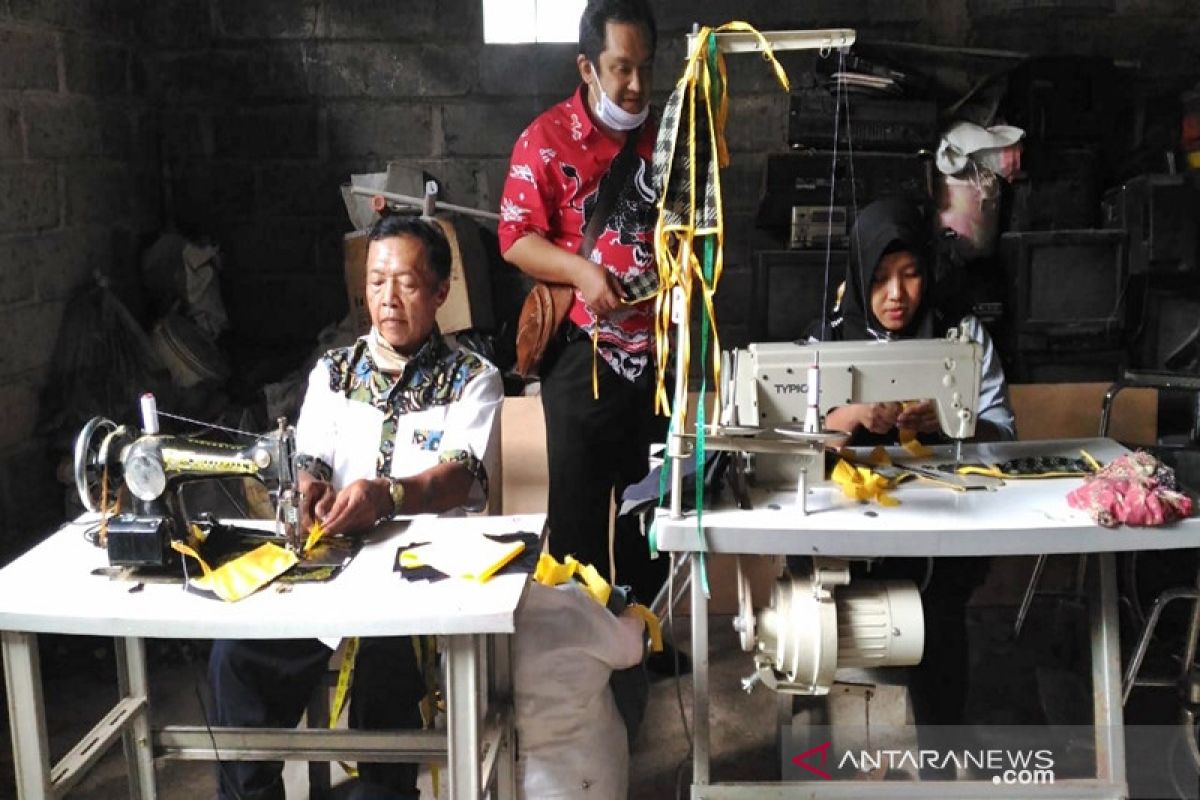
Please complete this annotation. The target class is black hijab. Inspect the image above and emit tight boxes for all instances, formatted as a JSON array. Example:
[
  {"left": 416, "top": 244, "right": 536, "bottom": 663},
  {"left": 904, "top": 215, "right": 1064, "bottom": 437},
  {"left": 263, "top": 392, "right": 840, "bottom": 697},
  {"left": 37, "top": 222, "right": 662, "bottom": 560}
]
[{"left": 833, "top": 197, "right": 947, "bottom": 342}]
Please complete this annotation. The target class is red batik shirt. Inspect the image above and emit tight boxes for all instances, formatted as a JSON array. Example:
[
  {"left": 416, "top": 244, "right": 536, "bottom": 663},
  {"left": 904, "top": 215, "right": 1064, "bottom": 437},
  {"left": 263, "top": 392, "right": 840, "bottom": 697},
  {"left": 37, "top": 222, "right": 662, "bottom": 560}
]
[{"left": 498, "top": 84, "right": 658, "bottom": 382}]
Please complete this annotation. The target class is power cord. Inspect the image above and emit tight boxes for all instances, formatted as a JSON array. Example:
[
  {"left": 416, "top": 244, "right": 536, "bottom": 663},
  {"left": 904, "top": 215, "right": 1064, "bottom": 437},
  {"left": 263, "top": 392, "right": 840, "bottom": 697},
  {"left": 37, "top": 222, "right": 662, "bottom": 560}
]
[{"left": 187, "top": 646, "right": 246, "bottom": 800}]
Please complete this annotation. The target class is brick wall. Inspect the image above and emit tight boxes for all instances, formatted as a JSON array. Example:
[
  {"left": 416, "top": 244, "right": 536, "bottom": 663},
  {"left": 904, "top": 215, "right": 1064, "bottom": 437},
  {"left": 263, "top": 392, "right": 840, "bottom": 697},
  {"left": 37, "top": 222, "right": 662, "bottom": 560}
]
[
  {"left": 0, "top": 0, "right": 1198, "bottom": 554},
  {"left": 0, "top": 1, "right": 158, "bottom": 557}
]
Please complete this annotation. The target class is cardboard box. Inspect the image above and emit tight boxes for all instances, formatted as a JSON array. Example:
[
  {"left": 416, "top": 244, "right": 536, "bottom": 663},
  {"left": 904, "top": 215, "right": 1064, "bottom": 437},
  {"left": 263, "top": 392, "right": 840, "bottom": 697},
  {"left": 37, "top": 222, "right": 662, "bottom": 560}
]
[{"left": 343, "top": 214, "right": 495, "bottom": 336}]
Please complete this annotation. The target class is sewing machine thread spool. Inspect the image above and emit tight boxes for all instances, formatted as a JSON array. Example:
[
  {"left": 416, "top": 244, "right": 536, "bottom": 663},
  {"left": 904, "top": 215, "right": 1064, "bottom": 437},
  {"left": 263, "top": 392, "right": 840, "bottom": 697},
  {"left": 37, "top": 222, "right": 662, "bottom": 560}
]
[
  {"left": 140, "top": 393, "right": 160, "bottom": 435},
  {"left": 803, "top": 360, "right": 821, "bottom": 433}
]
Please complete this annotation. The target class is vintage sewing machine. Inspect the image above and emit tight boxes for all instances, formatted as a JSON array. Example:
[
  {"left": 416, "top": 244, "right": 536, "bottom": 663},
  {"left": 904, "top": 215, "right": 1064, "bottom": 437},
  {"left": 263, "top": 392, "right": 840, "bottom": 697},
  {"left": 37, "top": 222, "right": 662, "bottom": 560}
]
[
  {"left": 668, "top": 329, "right": 984, "bottom": 695},
  {"left": 73, "top": 395, "right": 303, "bottom": 568}
]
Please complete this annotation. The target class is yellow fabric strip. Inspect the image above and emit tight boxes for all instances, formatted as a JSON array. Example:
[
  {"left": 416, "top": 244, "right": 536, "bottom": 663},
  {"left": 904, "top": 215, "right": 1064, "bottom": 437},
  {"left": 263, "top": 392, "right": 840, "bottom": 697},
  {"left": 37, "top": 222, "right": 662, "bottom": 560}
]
[
  {"left": 626, "top": 603, "right": 663, "bottom": 653},
  {"left": 591, "top": 326, "right": 600, "bottom": 401},
  {"left": 303, "top": 520, "right": 327, "bottom": 553},
  {"left": 899, "top": 429, "right": 934, "bottom": 458},
  {"left": 832, "top": 458, "right": 901, "bottom": 507},
  {"left": 330, "top": 637, "right": 361, "bottom": 778},
  {"left": 651, "top": 21, "right": 790, "bottom": 422}
]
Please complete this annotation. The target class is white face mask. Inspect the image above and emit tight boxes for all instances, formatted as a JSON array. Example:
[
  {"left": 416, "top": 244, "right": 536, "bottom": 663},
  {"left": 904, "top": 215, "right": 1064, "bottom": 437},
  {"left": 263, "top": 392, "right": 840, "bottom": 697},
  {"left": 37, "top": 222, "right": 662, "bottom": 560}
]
[{"left": 590, "top": 71, "right": 648, "bottom": 131}]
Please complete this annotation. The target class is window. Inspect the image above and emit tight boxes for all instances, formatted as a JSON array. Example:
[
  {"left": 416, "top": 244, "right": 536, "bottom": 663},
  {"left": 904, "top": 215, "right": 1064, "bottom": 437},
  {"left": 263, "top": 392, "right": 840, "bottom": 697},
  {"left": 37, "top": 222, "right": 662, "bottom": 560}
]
[{"left": 482, "top": 0, "right": 586, "bottom": 44}]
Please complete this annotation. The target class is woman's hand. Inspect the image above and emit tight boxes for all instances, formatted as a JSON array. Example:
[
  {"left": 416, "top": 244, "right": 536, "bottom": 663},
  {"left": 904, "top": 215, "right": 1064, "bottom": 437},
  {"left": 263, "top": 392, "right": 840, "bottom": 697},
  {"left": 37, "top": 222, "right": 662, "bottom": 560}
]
[
  {"left": 897, "top": 400, "right": 941, "bottom": 434},
  {"left": 860, "top": 402, "right": 904, "bottom": 434},
  {"left": 824, "top": 402, "right": 903, "bottom": 435}
]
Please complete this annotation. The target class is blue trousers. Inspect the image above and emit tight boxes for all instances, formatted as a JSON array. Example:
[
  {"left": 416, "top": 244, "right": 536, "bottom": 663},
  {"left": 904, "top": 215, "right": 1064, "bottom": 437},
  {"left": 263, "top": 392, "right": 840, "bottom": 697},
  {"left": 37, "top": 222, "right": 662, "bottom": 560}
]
[{"left": 208, "top": 637, "right": 424, "bottom": 800}]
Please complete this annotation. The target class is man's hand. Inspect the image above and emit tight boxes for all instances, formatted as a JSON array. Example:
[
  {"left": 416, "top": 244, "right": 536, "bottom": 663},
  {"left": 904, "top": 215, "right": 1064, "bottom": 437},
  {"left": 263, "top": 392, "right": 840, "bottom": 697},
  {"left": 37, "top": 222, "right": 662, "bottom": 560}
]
[
  {"left": 576, "top": 260, "right": 623, "bottom": 316},
  {"left": 300, "top": 478, "right": 336, "bottom": 532},
  {"left": 318, "top": 478, "right": 393, "bottom": 537},
  {"left": 896, "top": 400, "right": 941, "bottom": 434}
]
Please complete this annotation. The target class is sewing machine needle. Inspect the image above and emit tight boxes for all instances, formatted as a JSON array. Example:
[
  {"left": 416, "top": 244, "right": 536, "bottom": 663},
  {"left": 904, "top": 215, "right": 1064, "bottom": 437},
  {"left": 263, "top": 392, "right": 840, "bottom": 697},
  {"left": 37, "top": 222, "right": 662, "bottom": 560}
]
[{"left": 954, "top": 439, "right": 963, "bottom": 468}]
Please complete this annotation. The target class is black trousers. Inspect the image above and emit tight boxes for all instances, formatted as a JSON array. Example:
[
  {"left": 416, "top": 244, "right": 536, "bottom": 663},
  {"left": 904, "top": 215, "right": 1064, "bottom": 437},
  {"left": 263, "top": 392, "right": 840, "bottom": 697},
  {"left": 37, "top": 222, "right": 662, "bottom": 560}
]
[
  {"left": 208, "top": 637, "right": 424, "bottom": 800},
  {"left": 540, "top": 335, "right": 667, "bottom": 604},
  {"left": 861, "top": 555, "right": 992, "bottom": 726}
]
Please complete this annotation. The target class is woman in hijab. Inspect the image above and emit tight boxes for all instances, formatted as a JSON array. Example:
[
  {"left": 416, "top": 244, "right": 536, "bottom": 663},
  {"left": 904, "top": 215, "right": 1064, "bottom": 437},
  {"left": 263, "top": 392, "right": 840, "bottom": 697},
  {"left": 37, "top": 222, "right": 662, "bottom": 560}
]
[
  {"left": 816, "top": 196, "right": 1015, "bottom": 739},
  {"left": 822, "top": 196, "right": 1016, "bottom": 445}
]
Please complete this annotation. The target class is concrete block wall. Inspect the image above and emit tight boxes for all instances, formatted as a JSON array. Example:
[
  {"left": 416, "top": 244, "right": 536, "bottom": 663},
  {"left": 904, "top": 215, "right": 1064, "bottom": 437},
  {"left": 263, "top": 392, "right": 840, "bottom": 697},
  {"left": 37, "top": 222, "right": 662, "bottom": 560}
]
[
  {"left": 0, "top": 0, "right": 1198, "bottom": 555},
  {"left": 0, "top": 1, "right": 159, "bottom": 557},
  {"left": 144, "top": 0, "right": 1200, "bottom": 360}
]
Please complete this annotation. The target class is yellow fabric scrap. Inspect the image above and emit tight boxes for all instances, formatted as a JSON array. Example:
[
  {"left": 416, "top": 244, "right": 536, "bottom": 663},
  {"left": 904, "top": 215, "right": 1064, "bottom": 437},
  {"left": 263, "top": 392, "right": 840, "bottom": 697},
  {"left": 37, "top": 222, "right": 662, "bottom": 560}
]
[
  {"left": 535, "top": 553, "right": 612, "bottom": 607},
  {"left": 863, "top": 446, "right": 891, "bottom": 466},
  {"left": 899, "top": 429, "right": 934, "bottom": 458},
  {"left": 832, "top": 458, "right": 901, "bottom": 507},
  {"left": 303, "top": 520, "right": 327, "bottom": 553},
  {"left": 172, "top": 540, "right": 298, "bottom": 602},
  {"left": 535, "top": 553, "right": 661, "bottom": 652},
  {"left": 399, "top": 535, "right": 524, "bottom": 582},
  {"left": 625, "top": 603, "right": 664, "bottom": 653}
]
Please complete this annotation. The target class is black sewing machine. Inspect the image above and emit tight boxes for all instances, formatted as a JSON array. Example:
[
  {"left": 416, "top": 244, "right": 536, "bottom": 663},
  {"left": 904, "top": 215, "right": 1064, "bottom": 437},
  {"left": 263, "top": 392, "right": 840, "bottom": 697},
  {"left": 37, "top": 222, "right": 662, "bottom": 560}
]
[{"left": 73, "top": 395, "right": 304, "bottom": 569}]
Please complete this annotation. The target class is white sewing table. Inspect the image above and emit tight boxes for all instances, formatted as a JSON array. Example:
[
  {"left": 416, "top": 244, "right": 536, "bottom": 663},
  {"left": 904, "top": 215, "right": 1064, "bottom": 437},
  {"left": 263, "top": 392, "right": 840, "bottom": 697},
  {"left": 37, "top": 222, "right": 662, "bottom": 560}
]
[
  {"left": 0, "top": 512, "right": 545, "bottom": 800},
  {"left": 655, "top": 437, "right": 1200, "bottom": 799}
]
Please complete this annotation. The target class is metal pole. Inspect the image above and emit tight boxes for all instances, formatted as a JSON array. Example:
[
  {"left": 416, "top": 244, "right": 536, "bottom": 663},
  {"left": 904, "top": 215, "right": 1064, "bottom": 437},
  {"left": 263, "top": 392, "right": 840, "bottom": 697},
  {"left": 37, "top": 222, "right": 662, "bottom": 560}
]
[{"left": 349, "top": 187, "right": 500, "bottom": 222}]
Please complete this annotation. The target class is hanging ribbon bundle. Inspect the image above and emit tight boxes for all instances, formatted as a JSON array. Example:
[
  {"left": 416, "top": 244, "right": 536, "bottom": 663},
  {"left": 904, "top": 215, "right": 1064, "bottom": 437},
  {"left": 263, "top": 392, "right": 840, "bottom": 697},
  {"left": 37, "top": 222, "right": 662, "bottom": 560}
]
[
  {"left": 648, "top": 23, "right": 790, "bottom": 591},
  {"left": 651, "top": 21, "right": 790, "bottom": 423}
]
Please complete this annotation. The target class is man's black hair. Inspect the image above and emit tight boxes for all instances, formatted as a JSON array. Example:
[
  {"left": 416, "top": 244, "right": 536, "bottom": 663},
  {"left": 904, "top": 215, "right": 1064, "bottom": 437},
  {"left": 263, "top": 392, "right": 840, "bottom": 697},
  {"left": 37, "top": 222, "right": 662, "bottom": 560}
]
[
  {"left": 366, "top": 214, "right": 452, "bottom": 283},
  {"left": 578, "top": 0, "right": 657, "bottom": 65}
]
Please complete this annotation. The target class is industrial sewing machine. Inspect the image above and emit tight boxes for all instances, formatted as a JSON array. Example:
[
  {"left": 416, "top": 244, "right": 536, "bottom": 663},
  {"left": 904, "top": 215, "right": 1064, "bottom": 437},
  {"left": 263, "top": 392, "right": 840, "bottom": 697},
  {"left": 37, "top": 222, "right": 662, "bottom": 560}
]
[
  {"left": 73, "top": 394, "right": 304, "bottom": 568},
  {"left": 669, "top": 330, "right": 984, "bottom": 695},
  {"left": 724, "top": 324, "right": 983, "bottom": 487}
]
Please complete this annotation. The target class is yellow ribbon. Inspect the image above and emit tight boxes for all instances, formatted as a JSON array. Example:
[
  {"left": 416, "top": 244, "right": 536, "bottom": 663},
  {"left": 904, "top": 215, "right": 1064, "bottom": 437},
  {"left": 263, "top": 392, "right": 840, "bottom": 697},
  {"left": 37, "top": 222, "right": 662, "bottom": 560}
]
[
  {"left": 831, "top": 458, "right": 901, "bottom": 507},
  {"left": 534, "top": 553, "right": 662, "bottom": 652},
  {"left": 652, "top": 22, "right": 790, "bottom": 423},
  {"left": 303, "top": 520, "right": 327, "bottom": 553}
]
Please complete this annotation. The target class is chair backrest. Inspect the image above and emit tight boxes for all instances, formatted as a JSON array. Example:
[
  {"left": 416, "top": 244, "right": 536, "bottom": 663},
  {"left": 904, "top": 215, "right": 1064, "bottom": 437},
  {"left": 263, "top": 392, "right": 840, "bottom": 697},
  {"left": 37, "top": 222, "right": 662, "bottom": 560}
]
[{"left": 1009, "top": 382, "right": 1157, "bottom": 444}]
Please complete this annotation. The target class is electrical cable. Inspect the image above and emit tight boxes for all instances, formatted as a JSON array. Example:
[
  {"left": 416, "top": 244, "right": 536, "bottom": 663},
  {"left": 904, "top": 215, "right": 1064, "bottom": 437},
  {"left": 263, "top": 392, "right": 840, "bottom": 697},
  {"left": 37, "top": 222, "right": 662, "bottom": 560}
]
[{"left": 188, "top": 649, "right": 247, "bottom": 800}]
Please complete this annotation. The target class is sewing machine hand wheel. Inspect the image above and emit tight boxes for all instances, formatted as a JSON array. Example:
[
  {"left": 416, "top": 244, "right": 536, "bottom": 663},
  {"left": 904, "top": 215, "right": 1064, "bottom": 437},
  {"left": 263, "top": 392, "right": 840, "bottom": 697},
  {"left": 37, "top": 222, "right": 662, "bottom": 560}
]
[{"left": 73, "top": 416, "right": 118, "bottom": 513}]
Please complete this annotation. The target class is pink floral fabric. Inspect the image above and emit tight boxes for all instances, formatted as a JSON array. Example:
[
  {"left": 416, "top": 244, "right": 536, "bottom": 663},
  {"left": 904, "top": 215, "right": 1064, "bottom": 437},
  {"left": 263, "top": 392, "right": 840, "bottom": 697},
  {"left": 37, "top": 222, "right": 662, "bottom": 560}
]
[{"left": 1067, "top": 450, "right": 1194, "bottom": 527}]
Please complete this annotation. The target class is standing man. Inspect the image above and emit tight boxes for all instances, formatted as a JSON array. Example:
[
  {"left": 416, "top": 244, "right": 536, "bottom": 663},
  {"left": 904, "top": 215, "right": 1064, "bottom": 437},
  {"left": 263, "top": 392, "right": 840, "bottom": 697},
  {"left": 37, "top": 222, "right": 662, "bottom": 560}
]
[
  {"left": 499, "top": 0, "right": 663, "bottom": 603},
  {"left": 209, "top": 215, "right": 501, "bottom": 800}
]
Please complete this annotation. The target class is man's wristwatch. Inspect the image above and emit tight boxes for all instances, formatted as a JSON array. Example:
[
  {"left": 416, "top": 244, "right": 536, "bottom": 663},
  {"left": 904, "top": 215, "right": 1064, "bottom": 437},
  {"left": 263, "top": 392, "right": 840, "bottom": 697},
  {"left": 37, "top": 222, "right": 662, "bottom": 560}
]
[{"left": 387, "top": 478, "right": 406, "bottom": 515}]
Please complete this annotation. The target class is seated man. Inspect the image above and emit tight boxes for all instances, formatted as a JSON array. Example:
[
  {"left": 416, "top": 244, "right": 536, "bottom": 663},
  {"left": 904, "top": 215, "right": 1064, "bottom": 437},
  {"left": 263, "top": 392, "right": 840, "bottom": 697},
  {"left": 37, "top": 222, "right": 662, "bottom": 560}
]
[{"left": 208, "top": 214, "right": 502, "bottom": 800}]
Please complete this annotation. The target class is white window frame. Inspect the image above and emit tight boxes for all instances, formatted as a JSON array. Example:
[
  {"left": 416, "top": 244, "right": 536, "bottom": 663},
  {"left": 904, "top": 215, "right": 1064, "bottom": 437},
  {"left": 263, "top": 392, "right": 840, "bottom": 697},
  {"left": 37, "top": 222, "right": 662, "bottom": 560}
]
[{"left": 482, "top": 0, "right": 586, "bottom": 44}]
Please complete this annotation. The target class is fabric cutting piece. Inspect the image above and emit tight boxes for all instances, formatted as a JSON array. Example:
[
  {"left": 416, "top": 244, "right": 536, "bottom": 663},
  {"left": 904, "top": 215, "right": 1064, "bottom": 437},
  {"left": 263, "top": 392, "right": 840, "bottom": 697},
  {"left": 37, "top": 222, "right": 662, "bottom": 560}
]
[
  {"left": 397, "top": 533, "right": 525, "bottom": 582},
  {"left": 174, "top": 540, "right": 298, "bottom": 603}
]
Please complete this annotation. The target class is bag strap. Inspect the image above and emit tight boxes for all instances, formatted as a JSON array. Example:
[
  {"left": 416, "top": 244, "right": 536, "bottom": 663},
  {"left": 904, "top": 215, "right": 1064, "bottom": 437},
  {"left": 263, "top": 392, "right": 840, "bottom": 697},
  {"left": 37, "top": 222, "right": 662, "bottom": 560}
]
[{"left": 577, "top": 127, "right": 642, "bottom": 259}]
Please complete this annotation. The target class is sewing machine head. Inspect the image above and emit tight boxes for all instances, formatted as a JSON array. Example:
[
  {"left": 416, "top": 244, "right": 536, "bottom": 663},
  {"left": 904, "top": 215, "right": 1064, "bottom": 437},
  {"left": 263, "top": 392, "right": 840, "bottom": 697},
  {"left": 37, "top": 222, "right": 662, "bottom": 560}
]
[
  {"left": 726, "top": 329, "right": 982, "bottom": 485},
  {"left": 74, "top": 397, "right": 301, "bottom": 567}
]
